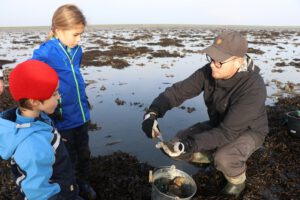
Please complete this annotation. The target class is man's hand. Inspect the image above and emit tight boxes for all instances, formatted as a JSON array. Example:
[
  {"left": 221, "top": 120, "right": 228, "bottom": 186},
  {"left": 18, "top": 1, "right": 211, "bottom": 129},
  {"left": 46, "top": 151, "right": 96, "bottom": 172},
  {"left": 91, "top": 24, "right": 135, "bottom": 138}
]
[
  {"left": 0, "top": 79, "right": 4, "bottom": 95},
  {"left": 142, "top": 111, "right": 160, "bottom": 138},
  {"left": 156, "top": 141, "right": 185, "bottom": 157}
]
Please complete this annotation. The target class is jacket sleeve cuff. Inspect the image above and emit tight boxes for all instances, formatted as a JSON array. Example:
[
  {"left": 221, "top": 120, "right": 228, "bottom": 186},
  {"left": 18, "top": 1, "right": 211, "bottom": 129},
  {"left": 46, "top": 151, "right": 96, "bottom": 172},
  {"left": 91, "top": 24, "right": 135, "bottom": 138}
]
[{"left": 180, "top": 136, "right": 196, "bottom": 153}]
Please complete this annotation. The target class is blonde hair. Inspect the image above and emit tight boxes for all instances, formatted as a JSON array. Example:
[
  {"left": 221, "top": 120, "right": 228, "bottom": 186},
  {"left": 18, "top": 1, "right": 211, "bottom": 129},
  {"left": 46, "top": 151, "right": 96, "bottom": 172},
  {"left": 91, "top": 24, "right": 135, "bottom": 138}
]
[{"left": 47, "top": 4, "right": 86, "bottom": 40}]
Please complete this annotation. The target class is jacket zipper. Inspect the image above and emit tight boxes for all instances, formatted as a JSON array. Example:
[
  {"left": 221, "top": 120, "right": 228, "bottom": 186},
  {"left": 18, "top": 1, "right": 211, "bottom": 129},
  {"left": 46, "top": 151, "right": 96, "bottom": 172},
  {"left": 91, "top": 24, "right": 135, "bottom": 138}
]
[{"left": 58, "top": 43, "right": 86, "bottom": 123}]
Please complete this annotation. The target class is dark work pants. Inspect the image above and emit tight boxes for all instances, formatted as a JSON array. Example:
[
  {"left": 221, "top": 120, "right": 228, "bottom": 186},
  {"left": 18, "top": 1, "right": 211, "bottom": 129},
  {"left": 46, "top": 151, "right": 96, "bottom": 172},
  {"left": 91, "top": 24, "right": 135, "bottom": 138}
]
[
  {"left": 59, "top": 122, "right": 91, "bottom": 183},
  {"left": 175, "top": 122, "right": 263, "bottom": 177},
  {"left": 49, "top": 184, "right": 84, "bottom": 200}
]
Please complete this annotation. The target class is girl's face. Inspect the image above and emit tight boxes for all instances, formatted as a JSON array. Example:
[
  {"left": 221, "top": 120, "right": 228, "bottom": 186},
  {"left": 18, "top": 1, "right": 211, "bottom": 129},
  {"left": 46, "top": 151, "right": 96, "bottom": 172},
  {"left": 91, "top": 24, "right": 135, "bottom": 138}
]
[{"left": 55, "top": 24, "right": 85, "bottom": 48}]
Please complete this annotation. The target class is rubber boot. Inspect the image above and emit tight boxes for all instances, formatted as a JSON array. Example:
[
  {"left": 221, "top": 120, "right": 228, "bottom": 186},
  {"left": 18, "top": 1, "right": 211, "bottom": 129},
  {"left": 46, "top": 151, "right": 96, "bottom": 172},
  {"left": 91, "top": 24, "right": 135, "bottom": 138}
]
[
  {"left": 79, "top": 182, "right": 97, "bottom": 200},
  {"left": 222, "top": 172, "right": 246, "bottom": 198},
  {"left": 191, "top": 152, "right": 212, "bottom": 164}
]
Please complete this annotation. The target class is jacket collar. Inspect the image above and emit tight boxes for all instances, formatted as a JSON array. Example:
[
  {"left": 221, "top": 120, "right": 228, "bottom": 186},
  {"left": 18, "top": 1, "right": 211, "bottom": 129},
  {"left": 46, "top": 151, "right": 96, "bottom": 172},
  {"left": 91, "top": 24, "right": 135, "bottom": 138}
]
[{"left": 215, "top": 55, "right": 259, "bottom": 88}]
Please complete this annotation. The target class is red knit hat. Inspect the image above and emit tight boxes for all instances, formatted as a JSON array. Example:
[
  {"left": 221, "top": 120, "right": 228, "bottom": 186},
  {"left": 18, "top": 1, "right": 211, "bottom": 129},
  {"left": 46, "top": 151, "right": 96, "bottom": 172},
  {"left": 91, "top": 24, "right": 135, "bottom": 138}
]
[{"left": 9, "top": 60, "right": 59, "bottom": 101}]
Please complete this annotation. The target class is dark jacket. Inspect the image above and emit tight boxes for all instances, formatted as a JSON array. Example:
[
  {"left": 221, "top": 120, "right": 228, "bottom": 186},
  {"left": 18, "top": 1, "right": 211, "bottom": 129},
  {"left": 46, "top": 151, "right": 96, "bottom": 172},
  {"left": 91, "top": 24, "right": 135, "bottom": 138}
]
[
  {"left": 0, "top": 108, "right": 78, "bottom": 200},
  {"left": 149, "top": 57, "right": 268, "bottom": 151}
]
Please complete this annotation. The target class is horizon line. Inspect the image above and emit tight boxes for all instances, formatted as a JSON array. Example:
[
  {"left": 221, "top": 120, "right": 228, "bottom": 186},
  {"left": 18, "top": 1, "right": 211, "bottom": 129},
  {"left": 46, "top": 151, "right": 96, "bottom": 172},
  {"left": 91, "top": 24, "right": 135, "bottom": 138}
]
[{"left": 1, "top": 24, "right": 300, "bottom": 29}]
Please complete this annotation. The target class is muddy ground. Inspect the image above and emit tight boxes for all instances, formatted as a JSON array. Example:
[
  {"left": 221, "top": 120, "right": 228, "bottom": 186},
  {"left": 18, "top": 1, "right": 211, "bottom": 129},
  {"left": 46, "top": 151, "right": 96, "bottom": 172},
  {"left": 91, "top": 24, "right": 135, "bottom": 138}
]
[{"left": 1, "top": 88, "right": 300, "bottom": 199}]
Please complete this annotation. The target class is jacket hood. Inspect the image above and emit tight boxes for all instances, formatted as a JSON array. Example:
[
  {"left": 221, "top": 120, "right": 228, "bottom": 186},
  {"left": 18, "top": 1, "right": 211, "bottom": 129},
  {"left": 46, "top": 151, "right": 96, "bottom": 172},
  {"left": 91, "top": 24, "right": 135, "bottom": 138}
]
[
  {"left": 245, "top": 55, "right": 260, "bottom": 73},
  {"left": 0, "top": 108, "right": 52, "bottom": 160}
]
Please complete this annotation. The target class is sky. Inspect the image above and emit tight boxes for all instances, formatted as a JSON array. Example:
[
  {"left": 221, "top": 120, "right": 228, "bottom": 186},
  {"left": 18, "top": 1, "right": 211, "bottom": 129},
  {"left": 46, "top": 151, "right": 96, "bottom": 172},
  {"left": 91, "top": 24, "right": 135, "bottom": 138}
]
[{"left": 0, "top": 0, "right": 299, "bottom": 27}]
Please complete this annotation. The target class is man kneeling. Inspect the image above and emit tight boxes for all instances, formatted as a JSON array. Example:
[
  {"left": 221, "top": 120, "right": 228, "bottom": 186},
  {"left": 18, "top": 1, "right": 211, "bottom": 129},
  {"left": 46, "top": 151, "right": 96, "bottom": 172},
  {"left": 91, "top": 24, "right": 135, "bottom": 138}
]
[{"left": 142, "top": 31, "right": 268, "bottom": 197}]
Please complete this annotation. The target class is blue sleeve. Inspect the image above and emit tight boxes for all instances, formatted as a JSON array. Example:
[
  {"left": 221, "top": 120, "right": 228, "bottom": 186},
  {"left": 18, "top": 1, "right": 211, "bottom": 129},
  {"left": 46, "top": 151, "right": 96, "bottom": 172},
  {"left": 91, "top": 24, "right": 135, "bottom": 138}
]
[
  {"left": 32, "top": 44, "right": 48, "bottom": 62},
  {"left": 14, "top": 142, "right": 60, "bottom": 200}
]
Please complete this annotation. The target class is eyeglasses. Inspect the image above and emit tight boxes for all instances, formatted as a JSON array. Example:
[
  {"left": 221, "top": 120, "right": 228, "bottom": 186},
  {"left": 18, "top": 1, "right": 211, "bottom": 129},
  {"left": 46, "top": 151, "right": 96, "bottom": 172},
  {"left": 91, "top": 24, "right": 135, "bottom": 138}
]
[{"left": 206, "top": 55, "right": 236, "bottom": 69}]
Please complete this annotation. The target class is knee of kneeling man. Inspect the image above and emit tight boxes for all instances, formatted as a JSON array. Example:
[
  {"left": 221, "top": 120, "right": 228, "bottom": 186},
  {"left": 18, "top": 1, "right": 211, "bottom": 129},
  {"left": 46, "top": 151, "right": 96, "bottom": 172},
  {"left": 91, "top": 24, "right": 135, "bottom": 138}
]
[{"left": 214, "top": 151, "right": 231, "bottom": 170}]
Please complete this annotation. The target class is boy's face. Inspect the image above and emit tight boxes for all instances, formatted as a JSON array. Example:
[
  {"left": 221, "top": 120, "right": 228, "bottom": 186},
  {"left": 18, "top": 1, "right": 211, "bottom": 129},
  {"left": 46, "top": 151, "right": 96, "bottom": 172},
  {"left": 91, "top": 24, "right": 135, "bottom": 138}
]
[
  {"left": 37, "top": 85, "right": 60, "bottom": 114},
  {"left": 55, "top": 24, "right": 85, "bottom": 48}
]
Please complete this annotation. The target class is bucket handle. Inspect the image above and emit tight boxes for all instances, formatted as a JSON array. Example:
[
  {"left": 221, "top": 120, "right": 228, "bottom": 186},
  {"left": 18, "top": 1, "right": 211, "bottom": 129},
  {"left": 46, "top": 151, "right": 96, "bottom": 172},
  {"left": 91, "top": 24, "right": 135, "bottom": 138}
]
[
  {"left": 149, "top": 165, "right": 177, "bottom": 183},
  {"left": 149, "top": 170, "right": 153, "bottom": 183}
]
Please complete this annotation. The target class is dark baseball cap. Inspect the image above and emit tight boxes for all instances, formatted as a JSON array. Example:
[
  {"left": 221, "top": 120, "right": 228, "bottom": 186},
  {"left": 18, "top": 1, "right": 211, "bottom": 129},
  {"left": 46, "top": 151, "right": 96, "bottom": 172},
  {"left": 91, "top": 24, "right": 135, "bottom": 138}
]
[{"left": 202, "top": 31, "right": 248, "bottom": 62}]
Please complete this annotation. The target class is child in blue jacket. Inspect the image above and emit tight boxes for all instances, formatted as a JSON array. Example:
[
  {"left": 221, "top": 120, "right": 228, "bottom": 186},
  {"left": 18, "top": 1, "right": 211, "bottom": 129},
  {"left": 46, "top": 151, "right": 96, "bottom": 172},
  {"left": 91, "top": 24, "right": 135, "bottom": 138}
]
[
  {"left": 32, "top": 4, "right": 96, "bottom": 199},
  {"left": 0, "top": 60, "right": 83, "bottom": 200}
]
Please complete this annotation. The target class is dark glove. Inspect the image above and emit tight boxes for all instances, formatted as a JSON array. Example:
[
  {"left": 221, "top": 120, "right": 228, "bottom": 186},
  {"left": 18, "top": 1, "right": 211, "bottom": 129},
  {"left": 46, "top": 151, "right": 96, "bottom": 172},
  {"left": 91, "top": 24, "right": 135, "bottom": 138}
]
[{"left": 142, "top": 111, "right": 160, "bottom": 138}]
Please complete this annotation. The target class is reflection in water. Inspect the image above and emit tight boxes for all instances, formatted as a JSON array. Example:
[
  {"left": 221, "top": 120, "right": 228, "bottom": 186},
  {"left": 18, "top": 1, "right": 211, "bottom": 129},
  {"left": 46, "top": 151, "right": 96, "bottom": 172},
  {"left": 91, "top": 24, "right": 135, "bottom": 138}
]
[{"left": 85, "top": 56, "right": 208, "bottom": 174}]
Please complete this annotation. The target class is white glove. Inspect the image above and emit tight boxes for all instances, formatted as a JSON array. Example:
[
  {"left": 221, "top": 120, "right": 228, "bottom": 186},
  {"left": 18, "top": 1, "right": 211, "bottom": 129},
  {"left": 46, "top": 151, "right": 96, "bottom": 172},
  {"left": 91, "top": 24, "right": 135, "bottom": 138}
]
[
  {"left": 152, "top": 119, "right": 161, "bottom": 138},
  {"left": 142, "top": 112, "right": 161, "bottom": 138}
]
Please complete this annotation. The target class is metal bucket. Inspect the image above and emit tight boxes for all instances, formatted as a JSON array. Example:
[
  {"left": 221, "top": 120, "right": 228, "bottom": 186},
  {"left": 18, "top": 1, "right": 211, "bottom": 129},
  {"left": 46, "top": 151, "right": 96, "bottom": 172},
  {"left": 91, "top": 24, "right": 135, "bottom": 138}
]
[
  {"left": 286, "top": 110, "right": 300, "bottom": 138},
  {"left": 149, "top": 165, "right": 197, "bottom": 200}
]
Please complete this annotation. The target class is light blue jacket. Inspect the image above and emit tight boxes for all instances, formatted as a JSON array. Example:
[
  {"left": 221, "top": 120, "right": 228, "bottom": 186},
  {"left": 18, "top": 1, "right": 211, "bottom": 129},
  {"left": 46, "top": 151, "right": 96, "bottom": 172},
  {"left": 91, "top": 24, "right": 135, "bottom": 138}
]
[
  {"left": 32, "top": 38, "right": 90, "bottom": 130},
  {"left": 0, "top": 108, "right": 61, "bottom": 200}
]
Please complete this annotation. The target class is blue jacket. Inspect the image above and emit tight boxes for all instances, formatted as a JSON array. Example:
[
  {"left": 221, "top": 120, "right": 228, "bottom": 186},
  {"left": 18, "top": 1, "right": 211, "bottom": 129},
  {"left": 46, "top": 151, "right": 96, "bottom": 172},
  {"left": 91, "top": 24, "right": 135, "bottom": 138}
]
[
  {"left": 32, "top": 38, "right": 90, "bottom": 130},
  {"left": 0, "top": 108, "right": 77, "bottom": 200}
]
